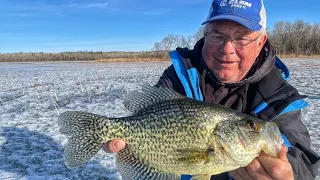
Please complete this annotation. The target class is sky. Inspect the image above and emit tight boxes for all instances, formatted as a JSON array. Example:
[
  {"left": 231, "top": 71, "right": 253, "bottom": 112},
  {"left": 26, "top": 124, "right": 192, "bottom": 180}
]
[{"left": 0, "top": 0, "right": 319, "bottom": 53}]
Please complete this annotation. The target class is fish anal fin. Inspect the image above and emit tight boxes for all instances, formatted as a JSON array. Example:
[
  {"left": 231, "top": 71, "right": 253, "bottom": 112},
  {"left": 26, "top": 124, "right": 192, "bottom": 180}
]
[
  {"left": 190, "top": 174, "right": 211, "bottom": 180},
  {"left": 116, "top": 146, "right": 180, "bottom": 180}
]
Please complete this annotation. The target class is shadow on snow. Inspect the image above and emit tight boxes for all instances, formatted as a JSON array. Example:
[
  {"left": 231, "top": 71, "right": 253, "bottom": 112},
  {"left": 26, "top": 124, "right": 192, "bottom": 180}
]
[{"left": 0, "top": 126, "right": 118, "bottom": 180}]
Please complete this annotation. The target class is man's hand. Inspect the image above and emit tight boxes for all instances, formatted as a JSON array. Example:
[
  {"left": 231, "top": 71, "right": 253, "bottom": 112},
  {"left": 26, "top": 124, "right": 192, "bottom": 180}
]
[
  {"left": 230, "top": 145, "right": 294, "bottom": 180},
  {"left": 103, "top": 139, "right": 126, "bottom": 153}
]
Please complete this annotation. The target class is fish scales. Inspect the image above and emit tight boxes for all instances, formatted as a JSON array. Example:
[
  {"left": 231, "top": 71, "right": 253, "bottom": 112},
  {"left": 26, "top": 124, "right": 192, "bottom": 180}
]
[
  {"left": 118, "top": 100, "right": 220, "bottom": 169},
  {"left": 58, "top": 86, "right": 283, "bottom": 180}
]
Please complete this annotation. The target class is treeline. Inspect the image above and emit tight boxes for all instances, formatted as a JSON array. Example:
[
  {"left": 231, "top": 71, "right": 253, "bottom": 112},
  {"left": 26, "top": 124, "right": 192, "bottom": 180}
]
[
  {"left": 151, "top": 27, "right": 204, "bottom": 59},
  {"left": 268, "top": 20, "right": 320, "bottom": 55},
  {"left": 1, "top": 20, "right": 319, "bottom": 62},
  {"left": 152, "top": 20, "right": 320, "bottom": 57},
  {"left": 0, "top": 51, "right": 169, "bottom": 62}
]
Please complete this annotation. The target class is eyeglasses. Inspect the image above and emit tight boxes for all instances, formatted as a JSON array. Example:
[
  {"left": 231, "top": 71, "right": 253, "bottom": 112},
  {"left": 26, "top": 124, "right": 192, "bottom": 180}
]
[{"left": 204, "top": 32, "right": 261, "bottom": 50}]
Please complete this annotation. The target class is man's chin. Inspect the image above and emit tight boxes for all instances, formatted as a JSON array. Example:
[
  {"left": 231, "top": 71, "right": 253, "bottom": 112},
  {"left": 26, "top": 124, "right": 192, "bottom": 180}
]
[{"left": 214, "top": 71, "right": 240, "bottom": 83}]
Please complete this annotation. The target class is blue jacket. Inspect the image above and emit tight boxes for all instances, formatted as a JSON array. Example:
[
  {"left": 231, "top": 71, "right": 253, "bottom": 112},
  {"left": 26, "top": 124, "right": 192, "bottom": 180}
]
[{"left": 155, "top": 38, "right": 320, "bottom": 180}]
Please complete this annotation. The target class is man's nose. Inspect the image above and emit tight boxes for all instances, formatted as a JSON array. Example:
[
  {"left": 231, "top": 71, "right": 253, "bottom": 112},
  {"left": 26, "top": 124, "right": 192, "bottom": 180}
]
[{"left": 219, "top": 39, "right": 236, "bottom": 54}]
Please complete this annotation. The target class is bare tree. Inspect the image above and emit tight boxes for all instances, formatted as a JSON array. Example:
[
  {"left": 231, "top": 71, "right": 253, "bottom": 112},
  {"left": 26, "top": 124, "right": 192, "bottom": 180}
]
[
  {"left": 192, "top": 27, "right": 205, "bottom": 43},
  {"left": 152, "top": 42, "right": 165, "bottom": 59},
  {"left": 161, "top": 34, "right": 179, "bottom": 51},
  {"left": 292, "top": 20, "right": 308, "bottom": 54},
  {"left": 310, "top": 24, "right": 320, "bottom": 54},
  {"left": 269, "top": 21, "right": 286, "bottom": 55},
  {"left": 175, "top": 35, "right": 189, "bottom": 48}
]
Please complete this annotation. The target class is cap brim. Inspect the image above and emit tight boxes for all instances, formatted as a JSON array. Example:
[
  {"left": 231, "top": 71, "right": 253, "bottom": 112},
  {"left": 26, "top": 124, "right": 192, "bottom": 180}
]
[{"left": 202, "top": 15, "right": 262, "bottom": 31}]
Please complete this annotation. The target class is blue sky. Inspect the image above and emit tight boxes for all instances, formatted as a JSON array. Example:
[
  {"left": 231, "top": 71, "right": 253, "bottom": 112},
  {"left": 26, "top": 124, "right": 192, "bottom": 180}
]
[{"left": 0, "top": 0, "right": 319, "bottom": 53}]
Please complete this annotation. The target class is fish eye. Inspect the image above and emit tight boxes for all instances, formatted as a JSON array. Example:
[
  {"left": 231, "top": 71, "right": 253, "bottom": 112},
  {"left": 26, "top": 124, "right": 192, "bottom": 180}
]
[{"left": 246, "top": 120, "right": 261, "bottom": 131}]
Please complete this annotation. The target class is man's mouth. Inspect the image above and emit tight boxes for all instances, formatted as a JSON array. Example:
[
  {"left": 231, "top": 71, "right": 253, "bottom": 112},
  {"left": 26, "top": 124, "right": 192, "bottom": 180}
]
[
  {"left": 217, "top": 59, "right": 235, "bottom": 64},
  {"left": 214, "top": 55, "right": 237, "bottom": 64}
]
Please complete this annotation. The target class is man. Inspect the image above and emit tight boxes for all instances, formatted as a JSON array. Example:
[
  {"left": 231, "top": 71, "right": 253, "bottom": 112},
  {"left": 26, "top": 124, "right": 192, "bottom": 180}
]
[{"left": 104, "top": 0, "right": 320, "bottom": 179}]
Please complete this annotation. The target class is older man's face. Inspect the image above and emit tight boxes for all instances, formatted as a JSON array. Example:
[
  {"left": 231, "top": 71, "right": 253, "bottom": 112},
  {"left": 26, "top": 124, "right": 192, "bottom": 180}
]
[{"left": 202, "top": 20, "right": 267, "bottom": 83}]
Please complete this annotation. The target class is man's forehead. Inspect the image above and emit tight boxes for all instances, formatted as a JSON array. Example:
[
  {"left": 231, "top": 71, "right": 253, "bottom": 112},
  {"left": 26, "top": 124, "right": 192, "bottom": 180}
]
[{"left": 208, "top": 20, "right": 254, "bottom": 34}]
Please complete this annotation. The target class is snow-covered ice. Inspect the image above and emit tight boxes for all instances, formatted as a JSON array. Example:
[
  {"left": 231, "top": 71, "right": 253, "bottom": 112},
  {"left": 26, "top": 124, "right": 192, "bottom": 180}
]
[{"left": 0, "top": 59, "right": 319, "bottom": 179}]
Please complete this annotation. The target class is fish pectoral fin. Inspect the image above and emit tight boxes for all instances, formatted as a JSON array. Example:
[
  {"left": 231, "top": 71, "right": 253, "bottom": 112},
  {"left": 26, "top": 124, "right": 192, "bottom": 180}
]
[
  {"left": 190, "top": 174, "right": 211, "bottom": 180},
  {"left": 176, "top": 149, "right": 209, "bottom": 164}
]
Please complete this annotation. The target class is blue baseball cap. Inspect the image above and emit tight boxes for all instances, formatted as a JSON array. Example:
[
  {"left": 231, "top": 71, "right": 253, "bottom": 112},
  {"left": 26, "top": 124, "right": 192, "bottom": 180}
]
[{"left": 202, "top": 0, "right": 266, "bottom": 31}]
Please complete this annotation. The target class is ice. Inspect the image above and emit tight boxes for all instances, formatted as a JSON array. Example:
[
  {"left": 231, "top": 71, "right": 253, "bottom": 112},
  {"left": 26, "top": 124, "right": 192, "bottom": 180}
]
[{"left": 0, "top": 59, "right": 319, "bottom": 179}]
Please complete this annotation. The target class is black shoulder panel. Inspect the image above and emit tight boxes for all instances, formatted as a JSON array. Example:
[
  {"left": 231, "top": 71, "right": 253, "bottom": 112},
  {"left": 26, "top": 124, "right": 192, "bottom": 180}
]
[{"left": 247, "top": 67, "right": 306, "bottom": 120}]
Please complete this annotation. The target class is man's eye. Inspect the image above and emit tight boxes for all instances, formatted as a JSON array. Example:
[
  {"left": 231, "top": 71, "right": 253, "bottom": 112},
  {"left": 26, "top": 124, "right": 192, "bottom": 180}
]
[
  {"left": 212, "top": 35, "right": 225, "bottom": 40},
  {"left": 235, "top": 38, "right": 247, "bottom": 41}
]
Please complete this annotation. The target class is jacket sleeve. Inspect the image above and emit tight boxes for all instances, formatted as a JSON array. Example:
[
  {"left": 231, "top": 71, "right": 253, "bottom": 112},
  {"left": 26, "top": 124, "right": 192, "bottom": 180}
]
[{"left": 273, "top": 110, "right": 320, "bottom": 179}]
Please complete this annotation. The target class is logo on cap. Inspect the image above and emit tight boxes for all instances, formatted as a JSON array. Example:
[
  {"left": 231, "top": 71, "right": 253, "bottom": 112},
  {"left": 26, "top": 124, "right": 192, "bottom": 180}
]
[
  {"left": 220, "top": 0, "right": 227, "bottom": 6},
  {"left": 221, "top": 0, "right": 252, "bottom": 9}
]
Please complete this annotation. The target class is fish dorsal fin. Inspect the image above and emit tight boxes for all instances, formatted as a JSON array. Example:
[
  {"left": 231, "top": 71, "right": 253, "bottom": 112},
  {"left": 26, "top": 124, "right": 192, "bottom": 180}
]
[
  {"left": 116, "top": 146, "right": 180, "bottom": 180},
  {"left": 124, "top": 85, "right": 186, "bottom": 114}
]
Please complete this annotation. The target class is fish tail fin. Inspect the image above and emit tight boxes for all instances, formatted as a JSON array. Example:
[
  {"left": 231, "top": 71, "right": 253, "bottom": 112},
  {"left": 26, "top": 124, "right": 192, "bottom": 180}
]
[{"left": 58, "top": 111, "right": 123, "bottom": 168}]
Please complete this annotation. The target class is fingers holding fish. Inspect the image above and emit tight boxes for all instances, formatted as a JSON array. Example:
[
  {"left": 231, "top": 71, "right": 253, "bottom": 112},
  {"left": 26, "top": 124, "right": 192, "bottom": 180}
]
[
  {"left": 103, "top": 139, "right": 126, "bottom": 153},
  {"left": 256, "top": 145, "right": 293, "bottom": 180}
]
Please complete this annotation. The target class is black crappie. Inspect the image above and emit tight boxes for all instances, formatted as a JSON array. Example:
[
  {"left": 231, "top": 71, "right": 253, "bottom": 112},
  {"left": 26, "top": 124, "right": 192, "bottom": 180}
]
[{"left": 58, "top": 86, "right": 283, "bottom": 180}]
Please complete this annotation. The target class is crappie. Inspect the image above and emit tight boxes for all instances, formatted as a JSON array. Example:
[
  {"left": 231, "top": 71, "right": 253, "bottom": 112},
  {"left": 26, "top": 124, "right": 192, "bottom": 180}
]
[{"left": 58, "top": 86, "right": 283, "bottom": 180}]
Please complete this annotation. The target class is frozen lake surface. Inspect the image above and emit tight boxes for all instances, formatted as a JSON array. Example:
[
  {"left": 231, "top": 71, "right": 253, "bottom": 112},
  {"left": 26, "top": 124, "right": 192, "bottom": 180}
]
[{"left": 0, "top": 59, "right": 319, "bottom": 179}]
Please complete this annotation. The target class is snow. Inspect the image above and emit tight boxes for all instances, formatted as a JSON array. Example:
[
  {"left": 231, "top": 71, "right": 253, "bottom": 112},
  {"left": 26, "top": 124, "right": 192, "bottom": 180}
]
[{"left": 0, "top": 59, "right": 319, "bottom": 179}]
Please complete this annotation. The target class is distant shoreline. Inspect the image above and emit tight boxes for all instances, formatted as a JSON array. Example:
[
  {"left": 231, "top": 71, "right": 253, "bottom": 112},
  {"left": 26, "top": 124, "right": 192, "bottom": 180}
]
[
  {"left": 277, "top": 54, "right": 320, "bottom": 59},
  {"left": 95, "top": 55, "right": 320, "bottom": 62},
  {"left": 94, "top": 57, "right": 169, "bottom": 62},
  {"left": 0, "top": 54, "right": 320, "bottom": 63}
]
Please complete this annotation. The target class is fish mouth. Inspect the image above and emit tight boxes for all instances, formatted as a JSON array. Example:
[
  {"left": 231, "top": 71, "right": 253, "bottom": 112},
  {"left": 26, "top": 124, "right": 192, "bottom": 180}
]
[
  {"left": 261, "top": 122, "right": 283, "bottom": 156},
  {"left": 264, "top": 122, "right": 282, "bottom": 141}
]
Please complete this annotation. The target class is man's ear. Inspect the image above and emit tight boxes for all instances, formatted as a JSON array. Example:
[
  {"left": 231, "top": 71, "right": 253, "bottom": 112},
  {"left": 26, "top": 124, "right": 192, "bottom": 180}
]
[{"left": 258, "top": 33, "right": 268, "bottom": 50}]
